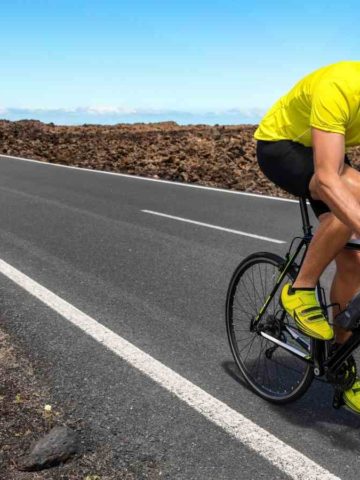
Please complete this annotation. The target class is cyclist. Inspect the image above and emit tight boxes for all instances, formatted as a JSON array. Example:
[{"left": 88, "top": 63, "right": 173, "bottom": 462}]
[{"left": 254, "top": 61, "right": 360, "bottom": 413}]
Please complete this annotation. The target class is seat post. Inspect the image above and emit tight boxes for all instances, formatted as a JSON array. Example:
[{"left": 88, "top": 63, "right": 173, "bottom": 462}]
[{"left": 299, "top": 197, "right": 312, "bottom": 238}]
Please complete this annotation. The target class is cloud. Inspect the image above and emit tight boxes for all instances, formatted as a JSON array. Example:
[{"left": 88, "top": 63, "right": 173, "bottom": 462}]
[
  {"left": 223, "top": 107, "right": 266, "bottom": 118},
  {"left": 0, "top": 105, "right": 137, "bottom": 115},
  {"left": 79, "top": 106, "right": 137, "bottom": 115},
  {"left": 0, "top": 106, "right": 264, "bottom": 125}
]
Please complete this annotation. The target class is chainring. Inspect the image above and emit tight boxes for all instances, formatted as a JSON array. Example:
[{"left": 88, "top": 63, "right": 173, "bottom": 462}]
[{"left": 326, "top": 355, "right": 357, "bottom": 391}]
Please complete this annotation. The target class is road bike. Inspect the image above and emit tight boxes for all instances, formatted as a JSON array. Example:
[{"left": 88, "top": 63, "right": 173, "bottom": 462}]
[{"left": 225, "top": 197, "right": 360, "bottom": 408}]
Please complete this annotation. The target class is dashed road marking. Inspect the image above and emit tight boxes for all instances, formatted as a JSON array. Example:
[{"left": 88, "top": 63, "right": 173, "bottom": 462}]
[{"left": 142, "top": 209, "right": 286, "bottom": 244}]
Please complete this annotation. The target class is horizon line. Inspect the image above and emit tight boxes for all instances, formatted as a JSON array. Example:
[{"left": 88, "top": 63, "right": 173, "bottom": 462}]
[{"left": 0, "top": 106, "right": 264, "bottom": 127}]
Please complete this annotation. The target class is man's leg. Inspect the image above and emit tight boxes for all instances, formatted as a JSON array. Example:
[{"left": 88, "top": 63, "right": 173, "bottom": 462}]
[
  {"left": 293, "top": 164, "right": 360, "bottom": 289},
  {"left": 292, "top": 213, "right": 352, "bottom": 288},
  {"left": 330, "top": 245, "right": 360, "bottom": 343}
]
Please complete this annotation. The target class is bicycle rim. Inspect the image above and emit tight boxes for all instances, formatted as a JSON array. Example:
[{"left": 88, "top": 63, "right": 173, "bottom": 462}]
[{"left": 226, "top": 252, "right": 314, "bottom": 404}]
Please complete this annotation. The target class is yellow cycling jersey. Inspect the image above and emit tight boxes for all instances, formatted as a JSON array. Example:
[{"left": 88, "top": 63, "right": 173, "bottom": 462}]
[{"left": 254, "top": 61, "right": 360, "bottom": 147}]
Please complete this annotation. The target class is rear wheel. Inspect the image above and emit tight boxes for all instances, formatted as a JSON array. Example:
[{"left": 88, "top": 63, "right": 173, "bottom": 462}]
[{"left": 226, "top": 252, "right": 314, "bottom": 404}]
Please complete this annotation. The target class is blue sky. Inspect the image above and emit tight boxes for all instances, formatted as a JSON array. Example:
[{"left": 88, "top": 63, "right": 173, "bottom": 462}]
[{"left": 0, "top": 0, "right": 359, "bottom": 124}]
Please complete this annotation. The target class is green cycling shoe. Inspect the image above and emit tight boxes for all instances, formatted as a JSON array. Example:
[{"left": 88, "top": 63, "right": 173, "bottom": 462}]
[
  {"left": 344, "top": 379, "right": 360, "bottom": 414},
  {"left": 280, "top": 283, "right": 334, "bottom": 341}
]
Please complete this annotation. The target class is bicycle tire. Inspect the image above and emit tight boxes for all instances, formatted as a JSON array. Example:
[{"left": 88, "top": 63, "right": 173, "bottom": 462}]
[{"left": 226, "top": 251, "right": 314, "bottom": 404}]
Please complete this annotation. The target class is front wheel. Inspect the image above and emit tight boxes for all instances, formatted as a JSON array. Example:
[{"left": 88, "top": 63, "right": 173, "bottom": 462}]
[{"left": 226, "top": 252, "right": 314, "bottom": 404}]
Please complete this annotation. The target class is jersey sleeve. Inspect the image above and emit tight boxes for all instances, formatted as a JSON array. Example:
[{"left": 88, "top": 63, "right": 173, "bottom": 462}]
[{"left": 310, "top": 80, "right": 351, "bottom": 135}]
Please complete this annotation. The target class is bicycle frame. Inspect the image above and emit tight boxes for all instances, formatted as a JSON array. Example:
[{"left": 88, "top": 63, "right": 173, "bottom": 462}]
[
  {"left": 253, "top": 197, "right": 360, "bottom": 381},
  {"left": 253, "top": 197, "right": 313, "bottom": 328}
]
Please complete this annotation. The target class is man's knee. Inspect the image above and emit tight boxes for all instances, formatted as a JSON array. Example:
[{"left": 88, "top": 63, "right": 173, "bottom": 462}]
[
  {"left": 339, "top": 164, "right": 360, "bottom": 200},
  {"left": 310, "top": 165, "right": 360, "bottom": 202},
  {"left": 335, "top": 249, "right": 360, "bottom": 279}
]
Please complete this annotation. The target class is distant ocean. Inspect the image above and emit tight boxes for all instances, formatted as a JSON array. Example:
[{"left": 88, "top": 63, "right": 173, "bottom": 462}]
[{"left": 0, "top": 108, "right": 263, "bottom": 126}]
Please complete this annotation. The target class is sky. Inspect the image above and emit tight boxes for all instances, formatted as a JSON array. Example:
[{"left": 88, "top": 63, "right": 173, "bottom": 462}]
[{"left": 0, "top": 0, "right": 359, "bottom": 125}]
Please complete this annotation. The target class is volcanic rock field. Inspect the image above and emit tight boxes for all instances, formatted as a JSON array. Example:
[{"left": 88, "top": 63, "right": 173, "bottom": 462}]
[{"left": 1, "top": 119, "right": 360, "bottom": 199}]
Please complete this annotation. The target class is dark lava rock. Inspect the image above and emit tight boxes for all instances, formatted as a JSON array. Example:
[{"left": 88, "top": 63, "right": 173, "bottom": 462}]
[
  {"left": 1, "top": 120, "right": 360, "bottom": 199},
  {"left": 17, "top": 425, "right": 79, "bottom": 472}
]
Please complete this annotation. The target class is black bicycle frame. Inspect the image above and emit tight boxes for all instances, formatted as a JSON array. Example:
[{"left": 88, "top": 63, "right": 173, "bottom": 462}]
[
  {"left": 255, "top": 197, "right": 360, "bottom": 377},
  {"left": 325, "top": 331, "right": 360, "bottom": 368},
  {"left": 253, "top": 197, "right": 313, "bottom": 327}
]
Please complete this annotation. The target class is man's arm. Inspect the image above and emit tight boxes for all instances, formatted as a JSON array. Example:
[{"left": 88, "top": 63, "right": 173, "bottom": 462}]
[{"left": 311, "top": 128, "right": 360, "bottom": 233}]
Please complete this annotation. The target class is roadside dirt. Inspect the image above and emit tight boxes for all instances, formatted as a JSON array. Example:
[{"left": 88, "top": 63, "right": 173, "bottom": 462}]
[
  {"left": 2, "top": 120, "right": 359, "bottom": 199},
  {"left": 0, "top": 327, "right": 163, "bottom": 479}
]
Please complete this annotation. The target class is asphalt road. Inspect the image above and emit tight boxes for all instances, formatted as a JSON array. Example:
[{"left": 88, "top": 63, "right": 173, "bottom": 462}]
[{"left": 0, "top": 154, "right": 359, "bottom": 480}]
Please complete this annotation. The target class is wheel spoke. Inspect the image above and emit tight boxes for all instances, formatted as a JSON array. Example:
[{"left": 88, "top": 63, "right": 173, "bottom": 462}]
[{"left": 226, "top": 255, "right": 312, "bottom": 401}]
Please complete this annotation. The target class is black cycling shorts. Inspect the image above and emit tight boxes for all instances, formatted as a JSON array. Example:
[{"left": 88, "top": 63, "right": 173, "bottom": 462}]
[{"left": 256, "top": 139, "right": 351, "bottom": 218}]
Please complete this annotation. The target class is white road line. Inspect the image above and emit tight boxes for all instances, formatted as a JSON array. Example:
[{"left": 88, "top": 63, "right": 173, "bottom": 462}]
[
  {"left": 142, "top": 209, "right": 286, "bottom": 244},
  {"left": 0, "top": 153, "right": 298, "bottom": 203},
  {"left": 0, "top": 257, "right": 339, "bottom": 480}
]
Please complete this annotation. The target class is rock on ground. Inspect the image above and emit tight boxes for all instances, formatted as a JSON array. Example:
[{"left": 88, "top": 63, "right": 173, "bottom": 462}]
[{"left": 17, "top": 426, "right": 79, "bottom": 472}]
